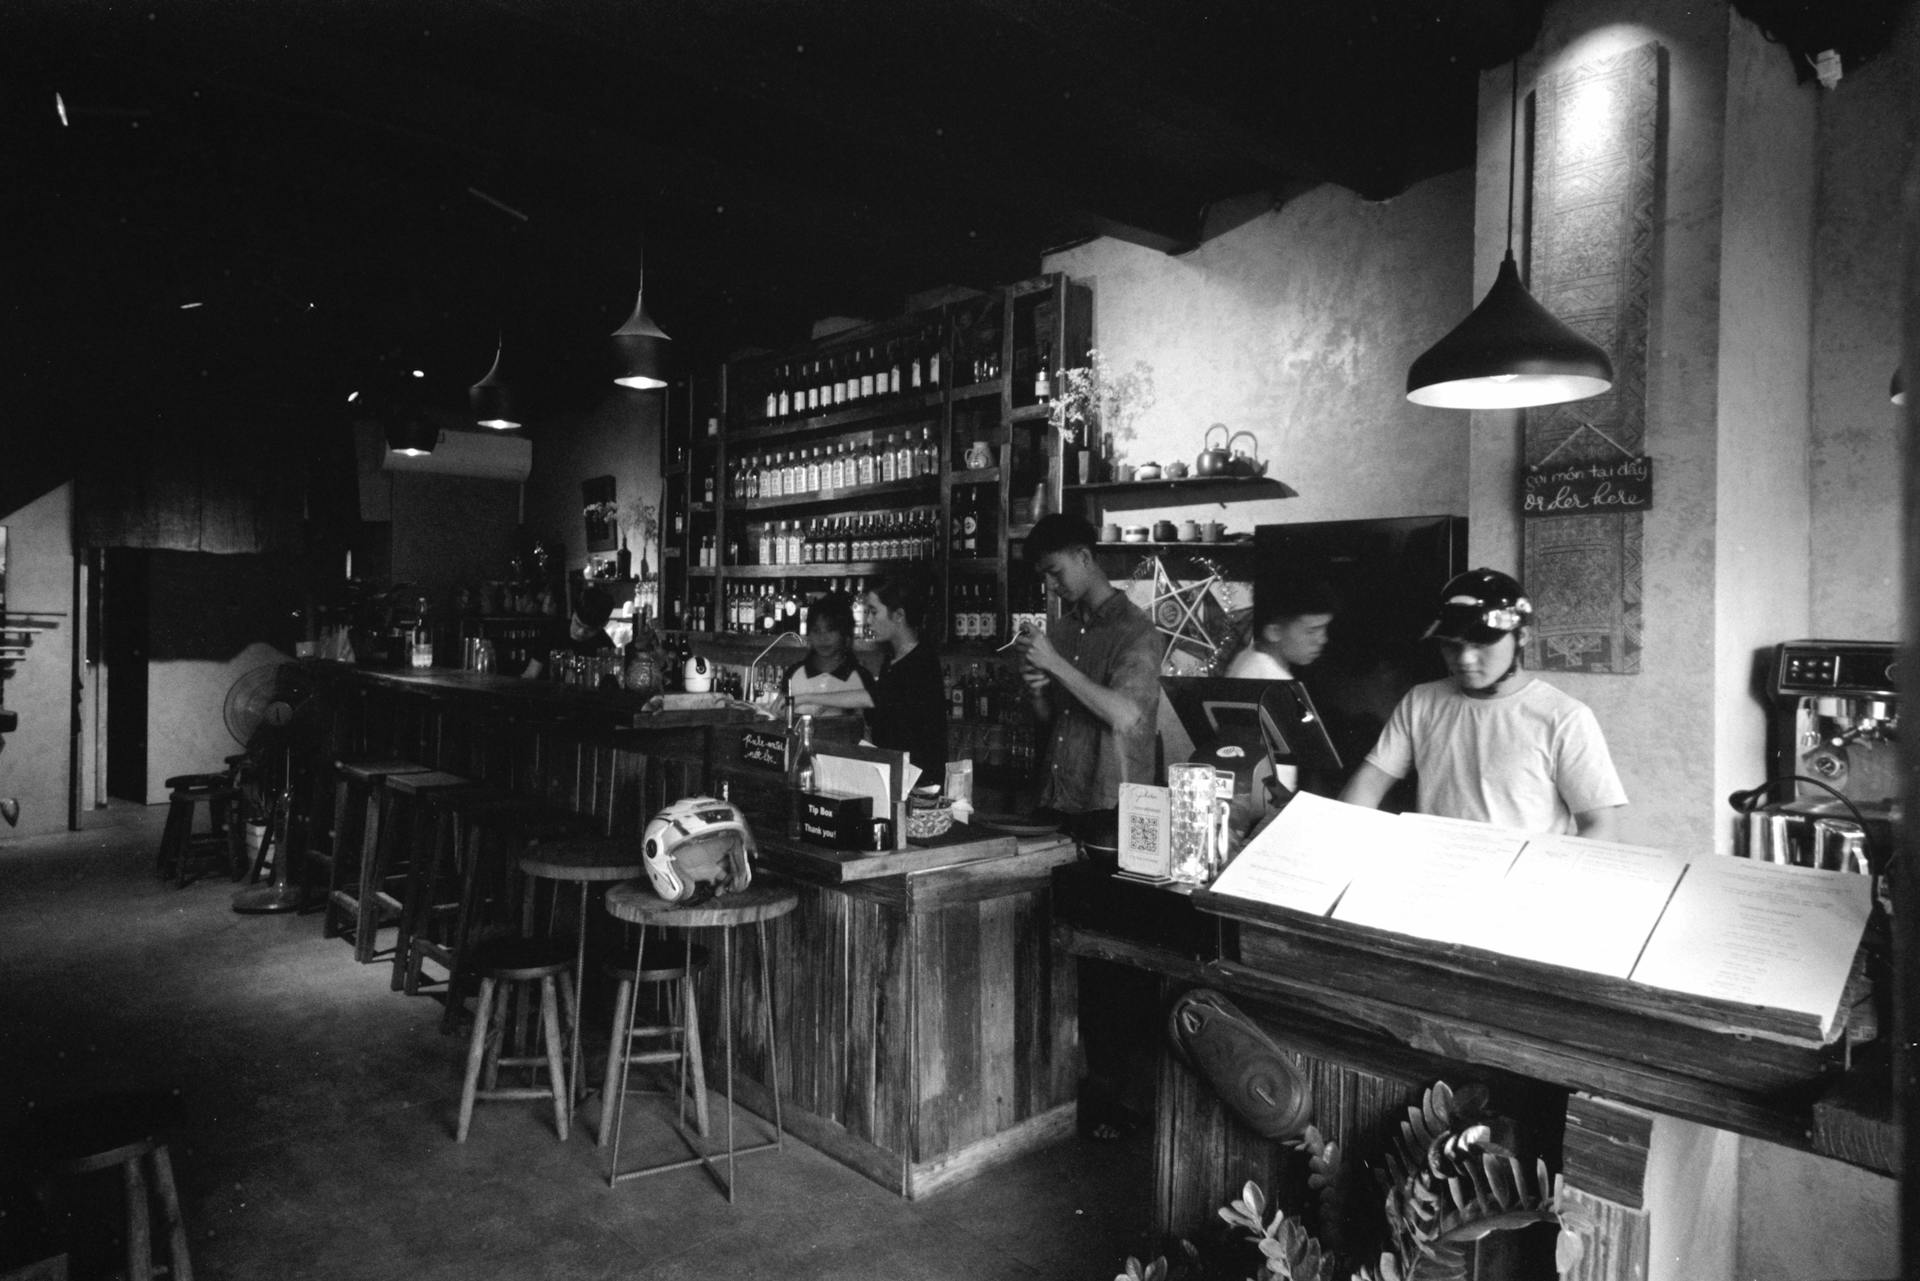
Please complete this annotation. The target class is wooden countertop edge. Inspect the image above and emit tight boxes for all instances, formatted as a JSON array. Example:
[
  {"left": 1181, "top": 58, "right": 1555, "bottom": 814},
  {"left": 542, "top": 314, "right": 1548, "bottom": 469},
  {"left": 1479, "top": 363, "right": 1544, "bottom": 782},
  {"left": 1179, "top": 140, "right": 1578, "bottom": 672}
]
[{"left": 1052, "top": 922, "right": 1894, "bottom": 1176}]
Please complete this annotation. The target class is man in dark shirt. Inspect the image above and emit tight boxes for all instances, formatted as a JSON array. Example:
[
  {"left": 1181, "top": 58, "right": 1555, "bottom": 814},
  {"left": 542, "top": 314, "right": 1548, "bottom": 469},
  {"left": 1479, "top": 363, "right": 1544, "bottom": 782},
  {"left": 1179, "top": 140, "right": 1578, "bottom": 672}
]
[
  {"left": 1015, "top": 514, "right": 1160, "bottom": 836},
  {"left": 1015, "top": 513, "right": 1161, "bottom": 1141}
]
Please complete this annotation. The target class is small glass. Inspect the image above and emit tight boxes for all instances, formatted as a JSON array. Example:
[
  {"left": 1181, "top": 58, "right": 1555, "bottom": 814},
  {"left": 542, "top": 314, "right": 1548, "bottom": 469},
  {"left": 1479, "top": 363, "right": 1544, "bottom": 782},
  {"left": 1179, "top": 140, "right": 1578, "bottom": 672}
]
[{"left": 1168, "top": 763, "right": 1223, "bottom": 885}]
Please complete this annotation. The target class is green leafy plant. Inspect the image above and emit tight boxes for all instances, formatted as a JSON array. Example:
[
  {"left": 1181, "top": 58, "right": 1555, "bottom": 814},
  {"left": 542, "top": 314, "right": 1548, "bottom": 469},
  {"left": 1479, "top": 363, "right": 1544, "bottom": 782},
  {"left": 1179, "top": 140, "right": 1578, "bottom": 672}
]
[
  {"left": 1050, "top": 348, "right": 1157, "bottom": 453},
  {"left": 1115, "top": 1080, "right": 1590, "bottom": 1281}
]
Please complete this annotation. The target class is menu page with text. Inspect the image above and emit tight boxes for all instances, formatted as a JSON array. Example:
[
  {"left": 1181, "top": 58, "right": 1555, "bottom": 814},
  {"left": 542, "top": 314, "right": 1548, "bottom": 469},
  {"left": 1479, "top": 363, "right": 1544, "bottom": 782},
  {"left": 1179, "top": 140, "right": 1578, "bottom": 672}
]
[
  {"left": 1629, "top": 856, "right": 1870, "bottom": 1035},
  {"left": 1330, "top": 814, "right": 1529, "bottom": 946},
  {"left": 1477, "top": 835, "right": 1690, "bottom": 977},
  {"left": 1207, "top": 791, "right": 1400, "bottom": 916}
]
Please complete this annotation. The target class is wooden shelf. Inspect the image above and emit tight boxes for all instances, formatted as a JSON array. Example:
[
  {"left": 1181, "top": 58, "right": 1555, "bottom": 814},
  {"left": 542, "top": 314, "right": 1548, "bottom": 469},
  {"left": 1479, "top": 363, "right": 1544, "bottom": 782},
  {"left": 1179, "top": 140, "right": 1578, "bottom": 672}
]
[
  {"left": 733, "top": 475, "right": 939, "bottom": 514},
  {"left": 1091, "top": 540, "right": 1257, "bottom": 553},
  {"left": 727, "top": 390, "right": 945, "bottom": 442},
  {"left": 1066, "top": 475, "right": 1298, "bottom": 500},
  {"left": 718, "top": 561, "right": 934, "bottom": 579}
]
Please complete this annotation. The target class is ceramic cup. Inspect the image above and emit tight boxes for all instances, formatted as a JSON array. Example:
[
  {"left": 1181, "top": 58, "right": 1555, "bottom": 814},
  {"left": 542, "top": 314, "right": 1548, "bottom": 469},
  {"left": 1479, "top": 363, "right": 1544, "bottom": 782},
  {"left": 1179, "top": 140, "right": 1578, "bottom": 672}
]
[
  {"left": 1100, "top": 523, "right": 1122, "bottom": 544},
  {"left": 1153, "top": 520, "right": 1178, "bottom": 541},
  {"left": 1177, "top": 520, "right": 1199, "bottom": 542},
  {"left": 964, "top": 441, "right": 993, "bottom": 470},
  {"left": 1201, "top": 521, "right": 1223, "bottom": 543},
  {"left": 1114, "top": 463, "right": 1136, "bottom": 483}
]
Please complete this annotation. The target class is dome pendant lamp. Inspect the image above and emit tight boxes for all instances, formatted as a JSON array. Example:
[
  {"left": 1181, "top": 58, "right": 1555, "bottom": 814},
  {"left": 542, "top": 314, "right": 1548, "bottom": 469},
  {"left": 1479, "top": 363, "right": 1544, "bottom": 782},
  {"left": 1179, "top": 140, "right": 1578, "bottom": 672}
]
[
  {"left": 1407, "top": 61, "right": 1613, "bottom": 409},
  {"left": 469, "top": 334, "right": 522, "bottom": 429},
  {"left": 610, "top": 240, "right": 671, "bottom": 391}
]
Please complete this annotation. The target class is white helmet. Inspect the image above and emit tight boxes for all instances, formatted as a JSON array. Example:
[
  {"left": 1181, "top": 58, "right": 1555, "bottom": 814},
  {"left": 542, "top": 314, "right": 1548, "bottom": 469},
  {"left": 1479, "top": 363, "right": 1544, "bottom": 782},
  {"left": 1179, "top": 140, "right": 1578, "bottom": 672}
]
[{"left": 641, "top": 796, "right": 756, "bottom": 904}]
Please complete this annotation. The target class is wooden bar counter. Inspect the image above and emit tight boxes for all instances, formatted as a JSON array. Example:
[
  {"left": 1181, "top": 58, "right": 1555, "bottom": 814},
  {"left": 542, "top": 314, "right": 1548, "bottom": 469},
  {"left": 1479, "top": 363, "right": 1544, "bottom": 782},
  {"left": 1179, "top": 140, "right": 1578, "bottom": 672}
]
[{"left": 703, "top": 723, "right": 1084, "bottom": 1198}]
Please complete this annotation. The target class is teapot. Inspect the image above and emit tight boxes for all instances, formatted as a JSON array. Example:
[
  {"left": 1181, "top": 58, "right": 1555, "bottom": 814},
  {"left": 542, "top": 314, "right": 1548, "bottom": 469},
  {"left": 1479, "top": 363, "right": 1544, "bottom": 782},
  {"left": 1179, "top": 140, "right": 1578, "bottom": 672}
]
[
  {"left": 1196, "top": 423, "right": 1232, "bottom": 477},
  {"left": 1225, "top": 430, "right": 1268, "bottom": 478}
]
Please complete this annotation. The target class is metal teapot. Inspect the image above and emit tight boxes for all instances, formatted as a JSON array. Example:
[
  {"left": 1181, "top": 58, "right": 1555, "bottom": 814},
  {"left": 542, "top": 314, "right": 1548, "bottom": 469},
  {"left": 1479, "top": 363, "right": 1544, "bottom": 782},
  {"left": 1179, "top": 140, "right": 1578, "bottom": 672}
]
[
  {"left": 1225, "top": 430, "right": 1267, "bottom": 478},
  {"left": 1196, "top": 423, "right": 1232, "bottom": 477}
]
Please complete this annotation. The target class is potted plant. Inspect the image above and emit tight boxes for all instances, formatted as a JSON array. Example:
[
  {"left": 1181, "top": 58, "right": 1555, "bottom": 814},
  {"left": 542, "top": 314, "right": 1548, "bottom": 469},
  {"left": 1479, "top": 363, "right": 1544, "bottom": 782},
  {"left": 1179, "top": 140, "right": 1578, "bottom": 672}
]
[{"left": 1049, "top": 349, "right": 1157, "bottom": 484}]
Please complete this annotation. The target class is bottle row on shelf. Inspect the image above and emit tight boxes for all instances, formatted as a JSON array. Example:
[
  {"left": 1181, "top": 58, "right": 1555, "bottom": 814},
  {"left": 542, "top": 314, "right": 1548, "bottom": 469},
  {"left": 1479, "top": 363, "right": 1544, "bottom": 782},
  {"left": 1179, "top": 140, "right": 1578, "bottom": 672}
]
[
  {"left": 757, "top": 325, "right": 947, "bottom": 422},
  {"left": 684, "top": 576, "right": 1025, "bottom": 646},
  {"left": 726, "top": 427, "right": 941, "bottom": 503},
  {"left": 718, "top": 510, "right": 945, "bottom": 568}
]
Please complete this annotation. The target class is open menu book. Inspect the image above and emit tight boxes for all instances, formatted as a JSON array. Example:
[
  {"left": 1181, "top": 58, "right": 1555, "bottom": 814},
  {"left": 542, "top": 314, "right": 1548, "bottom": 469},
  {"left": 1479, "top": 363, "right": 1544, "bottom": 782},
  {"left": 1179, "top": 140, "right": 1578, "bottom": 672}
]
[{"left": 1205, "top": 792, "right": 1872, "bottom": 1042}]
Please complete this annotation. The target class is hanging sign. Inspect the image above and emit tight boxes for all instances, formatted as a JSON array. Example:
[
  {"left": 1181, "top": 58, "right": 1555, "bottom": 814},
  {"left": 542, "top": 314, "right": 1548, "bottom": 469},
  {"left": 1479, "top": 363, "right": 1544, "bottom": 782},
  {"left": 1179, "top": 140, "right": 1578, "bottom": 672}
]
[{"left": 1521, "top": 455, "right": 1653, "bottom": 518}]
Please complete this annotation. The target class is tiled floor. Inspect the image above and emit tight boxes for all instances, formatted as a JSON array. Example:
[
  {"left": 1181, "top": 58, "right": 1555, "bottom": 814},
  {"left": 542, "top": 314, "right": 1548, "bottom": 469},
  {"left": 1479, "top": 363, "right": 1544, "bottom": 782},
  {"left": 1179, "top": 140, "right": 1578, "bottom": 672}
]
[{"left": 1, "top": 809, "right": 1157, "bottom": 1279}]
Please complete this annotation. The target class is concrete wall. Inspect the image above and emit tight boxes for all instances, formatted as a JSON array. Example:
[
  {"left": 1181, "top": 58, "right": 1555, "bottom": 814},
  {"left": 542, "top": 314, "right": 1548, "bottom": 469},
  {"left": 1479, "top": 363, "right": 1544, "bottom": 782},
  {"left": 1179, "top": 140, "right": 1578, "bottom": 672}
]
[
  {"left": 0, "top": 484, "right": 76, "bottom": 840},
  {"left": 522, "top": 386, "right": 665, "bottom": 584},
  {"left": 1045, "top": 174, "right": 1474, "bottom": 534}
]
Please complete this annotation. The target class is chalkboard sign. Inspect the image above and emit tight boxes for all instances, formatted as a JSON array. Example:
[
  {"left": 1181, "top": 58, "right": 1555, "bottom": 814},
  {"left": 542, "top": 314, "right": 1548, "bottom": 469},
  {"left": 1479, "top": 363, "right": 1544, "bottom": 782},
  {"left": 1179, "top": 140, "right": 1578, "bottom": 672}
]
[
  {"left": 1521, "top": 455, "right": 1653, "bottom": 518},
  {"left": 740, "top": 728, "right": 786, "bottom": 772}
]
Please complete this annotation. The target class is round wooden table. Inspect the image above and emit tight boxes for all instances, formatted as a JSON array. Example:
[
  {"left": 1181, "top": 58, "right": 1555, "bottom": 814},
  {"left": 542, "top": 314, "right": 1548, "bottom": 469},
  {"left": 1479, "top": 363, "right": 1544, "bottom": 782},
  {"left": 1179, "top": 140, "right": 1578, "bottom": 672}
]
[
  {"left": 603, "top": 879, "right": 799, "bottom": 1200},
  {"left": 517, "top": 835, "right": 647, "bottom": 1109}
]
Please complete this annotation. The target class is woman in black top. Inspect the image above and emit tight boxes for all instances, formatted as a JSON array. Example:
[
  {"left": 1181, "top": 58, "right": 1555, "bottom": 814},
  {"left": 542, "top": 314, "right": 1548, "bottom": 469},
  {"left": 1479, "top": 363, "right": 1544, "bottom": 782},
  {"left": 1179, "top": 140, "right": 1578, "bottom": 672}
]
[
  {"left": 863, "top": 575, "right": 947, "bottom": 777},
  {"left": 784, "top": 591, "right": 876, "bottom": 720}
]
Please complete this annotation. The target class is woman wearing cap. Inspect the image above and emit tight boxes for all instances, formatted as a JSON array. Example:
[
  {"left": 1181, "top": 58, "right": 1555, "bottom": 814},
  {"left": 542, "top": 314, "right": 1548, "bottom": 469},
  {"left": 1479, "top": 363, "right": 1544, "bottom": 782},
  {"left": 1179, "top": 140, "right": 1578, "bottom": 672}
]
[{"left": 1338, "top": 568, "right": 1626, "bottom": 839}]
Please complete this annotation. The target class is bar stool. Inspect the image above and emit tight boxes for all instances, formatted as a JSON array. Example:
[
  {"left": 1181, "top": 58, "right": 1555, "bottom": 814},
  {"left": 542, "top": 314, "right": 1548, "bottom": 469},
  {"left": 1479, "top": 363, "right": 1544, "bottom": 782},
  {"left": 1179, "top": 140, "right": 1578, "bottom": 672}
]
[
  {"left": 154, "top": 773, "right": 245, "bottom": 888},
  {"left": 454, "top": 935, "right": 576, "bottom": 1143},
  {"left": 340, "top": 768, "right": 470, "bottom": 965},
  {"left": 596, "top": 937, "right": 711, "bottom": 1146},
  {"left": 315, "top": 758, "right": 429, "bottom": 947},
  {"left": 603, "top": 880, "right": 799, "bottom": 1200},
  {"left": 517, "top": 835, "right": 647, "bottom": 1107},
  {"left": 20, "top": 1091, "right": 193, "bottom": 1281},
  {"left": 395, "top": 794, "right": 588, "bottom": 1023}
]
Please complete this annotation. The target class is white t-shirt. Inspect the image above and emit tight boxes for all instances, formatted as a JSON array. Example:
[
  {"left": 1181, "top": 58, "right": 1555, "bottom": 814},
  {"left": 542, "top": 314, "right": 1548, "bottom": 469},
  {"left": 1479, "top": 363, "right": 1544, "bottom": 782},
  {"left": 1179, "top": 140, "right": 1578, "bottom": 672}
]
[
  {"left": 1364, "top": 677, "right": 1626, "bottom": 834},
  {"left": 1223, "top": 647, "right": 1296, "bottom": 795}
]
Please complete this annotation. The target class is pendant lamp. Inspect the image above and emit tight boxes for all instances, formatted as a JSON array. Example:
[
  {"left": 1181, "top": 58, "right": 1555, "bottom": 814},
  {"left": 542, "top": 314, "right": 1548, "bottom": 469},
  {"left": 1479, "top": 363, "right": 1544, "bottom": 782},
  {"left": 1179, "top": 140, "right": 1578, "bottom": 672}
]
[
  {"left": 1407, "top": 62, "right": 1613, "bottom": 409},
  {"left": 1893, "top": 367, "right": 1906, "bottom": 406},
  {"left": 469, "top": 334, "right": 522, "bottom": 429},
  {"left": 610, "top": 242, "right": 671, "bottom": 390},
  {"left": 385, "top": 411, "right": 438, "bottom": 456}
]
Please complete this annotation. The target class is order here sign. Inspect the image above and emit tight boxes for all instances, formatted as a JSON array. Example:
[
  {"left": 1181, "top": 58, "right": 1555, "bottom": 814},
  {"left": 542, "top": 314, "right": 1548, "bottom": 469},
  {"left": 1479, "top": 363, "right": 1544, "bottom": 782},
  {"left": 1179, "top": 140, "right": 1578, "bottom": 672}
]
[{"left": 1521, "top": 455, "right": 1653, "bottom": 518}]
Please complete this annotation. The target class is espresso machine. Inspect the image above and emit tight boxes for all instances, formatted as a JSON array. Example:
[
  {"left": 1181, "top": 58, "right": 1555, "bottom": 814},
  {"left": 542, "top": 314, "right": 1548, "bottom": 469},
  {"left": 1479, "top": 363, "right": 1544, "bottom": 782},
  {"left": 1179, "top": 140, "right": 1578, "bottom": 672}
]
[{"left": 1737, "top": 640, "right": 1900, "bottom": 875}]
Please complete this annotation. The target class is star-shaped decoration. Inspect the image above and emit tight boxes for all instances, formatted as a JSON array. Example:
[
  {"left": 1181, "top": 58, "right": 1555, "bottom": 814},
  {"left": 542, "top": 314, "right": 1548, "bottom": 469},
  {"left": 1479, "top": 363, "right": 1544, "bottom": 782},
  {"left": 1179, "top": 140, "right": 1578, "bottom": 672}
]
[{"left": 1144, "top": 555, "right": 1227, "bottom": 667}]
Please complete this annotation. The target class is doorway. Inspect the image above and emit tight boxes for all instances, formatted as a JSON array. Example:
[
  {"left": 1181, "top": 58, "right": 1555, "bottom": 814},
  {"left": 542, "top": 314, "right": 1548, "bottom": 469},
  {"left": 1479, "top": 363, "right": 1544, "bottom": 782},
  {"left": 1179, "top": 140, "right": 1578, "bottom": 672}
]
[{"left": 101, "top": 548, "right": 150, "bottom": 804}]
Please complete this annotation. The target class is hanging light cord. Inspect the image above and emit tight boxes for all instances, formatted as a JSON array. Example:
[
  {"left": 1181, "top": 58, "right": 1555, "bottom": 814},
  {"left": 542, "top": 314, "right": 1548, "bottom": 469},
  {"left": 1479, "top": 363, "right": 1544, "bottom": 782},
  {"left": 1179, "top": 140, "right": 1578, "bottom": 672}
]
[{"left": 1505, "top": 60, "right": 1520, "bottom": 259}]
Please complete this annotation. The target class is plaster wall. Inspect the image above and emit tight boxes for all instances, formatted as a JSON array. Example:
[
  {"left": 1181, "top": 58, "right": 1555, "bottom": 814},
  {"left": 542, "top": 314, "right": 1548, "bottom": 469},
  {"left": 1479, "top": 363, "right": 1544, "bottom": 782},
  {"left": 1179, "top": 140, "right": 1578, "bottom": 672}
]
[
  {"left": 522, "top": 387, "right": 664, "bottom": 583},
  {"left": 0, "top": 484, "right": 75, "bottom": 841},
  {"left": 1809, "top": 9, "right": 1917, "bottom": 640},
  {"left": 1474, "top": 2, "right": 1733, "bottom": 859},
  {"left": 1042, "top": 174, "right": 1474, "bottom": 534},
  {"left": 1711, "top": 13, "right": 1817, "bottom": 845}
]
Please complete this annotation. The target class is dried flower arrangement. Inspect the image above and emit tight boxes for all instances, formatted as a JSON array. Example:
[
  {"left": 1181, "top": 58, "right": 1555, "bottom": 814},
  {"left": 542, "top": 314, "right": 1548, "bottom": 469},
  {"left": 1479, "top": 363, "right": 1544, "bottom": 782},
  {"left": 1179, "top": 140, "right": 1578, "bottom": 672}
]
[{"left": 1049, "top": 348, "right": 1158, "bottom": 454}]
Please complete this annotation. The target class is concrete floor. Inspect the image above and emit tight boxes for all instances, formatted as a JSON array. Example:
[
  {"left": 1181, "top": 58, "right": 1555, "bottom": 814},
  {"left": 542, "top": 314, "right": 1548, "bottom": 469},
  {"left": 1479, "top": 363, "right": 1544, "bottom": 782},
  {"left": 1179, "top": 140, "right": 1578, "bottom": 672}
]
[{"left": 1, "top": 807, "right": 1157, "bottom": 1280}]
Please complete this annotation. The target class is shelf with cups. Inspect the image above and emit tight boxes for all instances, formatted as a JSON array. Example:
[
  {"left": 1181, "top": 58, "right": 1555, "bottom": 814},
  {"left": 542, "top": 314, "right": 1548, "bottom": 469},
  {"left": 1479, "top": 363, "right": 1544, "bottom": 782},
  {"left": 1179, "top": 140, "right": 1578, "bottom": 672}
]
[{"left": 1062, "top": 476, "right": 1298, "bottom": 501}]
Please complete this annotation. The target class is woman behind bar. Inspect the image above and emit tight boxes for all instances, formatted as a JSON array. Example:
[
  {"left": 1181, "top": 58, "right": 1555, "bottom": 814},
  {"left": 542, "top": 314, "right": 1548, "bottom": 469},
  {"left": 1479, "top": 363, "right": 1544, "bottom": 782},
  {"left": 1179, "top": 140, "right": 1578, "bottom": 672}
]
[
  {"left": 784, "top": 591, "right": 875, "bottom": 720},
  {"left": 863, "top": 575, "right": 947, "bottom": 777}
]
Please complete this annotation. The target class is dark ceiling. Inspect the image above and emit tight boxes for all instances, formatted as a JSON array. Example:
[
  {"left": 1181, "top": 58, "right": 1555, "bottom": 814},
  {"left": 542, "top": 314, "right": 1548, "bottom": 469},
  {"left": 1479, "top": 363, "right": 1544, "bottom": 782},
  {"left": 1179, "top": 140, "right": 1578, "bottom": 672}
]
[{"left": 5, "top": 0, "right": 1903, "bottom": 463}]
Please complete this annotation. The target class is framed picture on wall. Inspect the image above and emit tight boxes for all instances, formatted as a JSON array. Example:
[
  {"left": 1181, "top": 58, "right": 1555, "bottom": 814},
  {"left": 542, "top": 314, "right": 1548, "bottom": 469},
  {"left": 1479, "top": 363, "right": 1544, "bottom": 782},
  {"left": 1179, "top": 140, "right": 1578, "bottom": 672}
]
[{"left": 581, "top": 476, "right": 618, "bottom": 553}]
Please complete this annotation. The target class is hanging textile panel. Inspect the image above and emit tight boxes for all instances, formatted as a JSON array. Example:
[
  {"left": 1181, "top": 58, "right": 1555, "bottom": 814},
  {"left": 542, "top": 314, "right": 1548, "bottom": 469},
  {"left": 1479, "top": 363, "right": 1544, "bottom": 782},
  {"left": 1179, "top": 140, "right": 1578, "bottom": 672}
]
[{"left": 1522, "top": 41, "right": 1662, "bottom": 675}]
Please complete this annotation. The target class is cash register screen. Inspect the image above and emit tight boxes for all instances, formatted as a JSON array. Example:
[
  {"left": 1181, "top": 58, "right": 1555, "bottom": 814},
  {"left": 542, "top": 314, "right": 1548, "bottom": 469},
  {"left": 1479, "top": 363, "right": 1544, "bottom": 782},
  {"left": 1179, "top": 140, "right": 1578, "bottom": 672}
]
[{"left": 1161, "top": 676, "right": 1342, "bottom": 771}]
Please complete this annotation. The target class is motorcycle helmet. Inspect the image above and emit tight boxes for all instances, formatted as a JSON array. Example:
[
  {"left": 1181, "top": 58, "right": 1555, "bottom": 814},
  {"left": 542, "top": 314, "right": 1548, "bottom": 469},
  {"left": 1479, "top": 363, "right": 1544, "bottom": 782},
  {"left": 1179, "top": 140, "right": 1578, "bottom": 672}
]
[
  {"left": 1423, "top": 568, "right": 1532, "bottom": 643},
  {"left": 641, "top": 796, "right": 756, "bottom": 904}
]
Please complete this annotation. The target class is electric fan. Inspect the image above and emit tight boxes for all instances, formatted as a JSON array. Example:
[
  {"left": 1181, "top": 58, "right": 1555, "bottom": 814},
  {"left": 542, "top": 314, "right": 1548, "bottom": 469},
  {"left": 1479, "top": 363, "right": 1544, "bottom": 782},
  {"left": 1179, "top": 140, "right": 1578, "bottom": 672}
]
[{"left": 226, "top": 661, "right": 320, "bottom": 914}]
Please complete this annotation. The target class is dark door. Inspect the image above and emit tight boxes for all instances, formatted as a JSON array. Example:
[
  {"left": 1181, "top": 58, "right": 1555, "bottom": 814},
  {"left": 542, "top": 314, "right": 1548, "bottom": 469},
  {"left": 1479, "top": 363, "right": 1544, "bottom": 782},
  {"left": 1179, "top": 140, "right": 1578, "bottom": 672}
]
[{"left": 102, "top": 548, "right": 150, "bottom": 803}]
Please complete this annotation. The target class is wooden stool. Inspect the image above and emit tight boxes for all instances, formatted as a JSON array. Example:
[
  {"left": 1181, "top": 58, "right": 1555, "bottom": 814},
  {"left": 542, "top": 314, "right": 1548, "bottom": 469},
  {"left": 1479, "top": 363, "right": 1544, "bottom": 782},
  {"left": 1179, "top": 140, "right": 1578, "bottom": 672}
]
[
  {"left": 155, "top": 774, "right": 245, "bottom": 888},
  {"left": 454, "top": 936, "right": 576, "bottom": 1143},
  {"left": 597, "top": 938, "right": 710, "bottom": 1147},
  {"left": 423, "top": 802, "right": 594, "bottom": 1034},
  {"left": 518, "top": 835, "right": 647, "bottom": 1107},
  {"left": 22, "top": 1092, "right": 192, "bottom": 1281},
  {"left": 603, "top": 880, "right": 799, "bottom": 1199},
  {"left": 314, "top": 758, "right": 429, "bottom": 948}
]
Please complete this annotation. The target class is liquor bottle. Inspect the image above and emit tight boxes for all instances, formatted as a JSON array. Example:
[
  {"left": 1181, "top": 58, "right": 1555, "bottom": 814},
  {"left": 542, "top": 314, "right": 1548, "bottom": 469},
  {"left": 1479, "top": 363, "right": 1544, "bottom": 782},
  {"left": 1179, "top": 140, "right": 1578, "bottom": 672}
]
[
  {"left": 776, "top": 365, "right": 791, "bottom": 419},
  {"left": 880, "top": 432, "right": 898, "bottom": 484},
  {"left": 894, "top": 432, "right": 914, "bottom": 481},
  {"left": 856, "top": 439, "right": 876, "bottom": 487},
  {"left": 789, "top": 712, "right": 817, "bottom": 791},
  {"left": 1034, "top": 341, "right": 1052, "bottom": 403},
  {"left": 971, "top": 662, "right": 992, "bottom": 720},
  {"left": 888, "top": 342, "right": 903, "bottom": 396},
  {"left": 909, "top": 337, "right": 924, "bottom": 390},
  {"left": 804, "top": 448, "right": 821, "bottom": 494},
  {"left": 917, "top": 426, "right": 936, "bottom": 478},
  {"left": 831, "top": 354, "right": 846, "bottom": 406},
  {"left": 850, "top": 584, "right": 868, "bottom": 639},
  {"left": 947, "top": 662, "right": 963, "bottom": 719},
  {"left": 764, "top": 376, "right": 777, "bottom": 421},
  {"left": 781, "top": 580, "right": 800, "bottom": 629},
  {"left": 859, "top": 347, "right": 876, "bottom": 400}
]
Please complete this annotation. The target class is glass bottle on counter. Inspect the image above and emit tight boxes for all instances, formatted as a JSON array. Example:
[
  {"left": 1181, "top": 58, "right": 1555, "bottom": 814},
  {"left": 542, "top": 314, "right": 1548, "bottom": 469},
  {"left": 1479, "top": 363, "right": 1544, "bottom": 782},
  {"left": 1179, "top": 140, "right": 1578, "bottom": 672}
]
[{"left": 788, "top": 713, "right": 817, "bottom": 792}]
